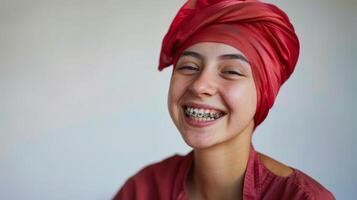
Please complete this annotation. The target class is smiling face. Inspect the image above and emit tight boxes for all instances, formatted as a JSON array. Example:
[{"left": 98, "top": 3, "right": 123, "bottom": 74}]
[{"left": 168, "top": 42, "right": 257, "bottom": 149}]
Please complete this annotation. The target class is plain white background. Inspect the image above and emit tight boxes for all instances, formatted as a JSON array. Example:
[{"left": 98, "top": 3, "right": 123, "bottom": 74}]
[{"left": 0, "top": 0, "right": 356, "bottom": 199}]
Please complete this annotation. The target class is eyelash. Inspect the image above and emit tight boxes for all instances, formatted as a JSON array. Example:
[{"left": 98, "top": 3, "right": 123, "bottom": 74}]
[
  {"left": 176, "top": 66, "right": 243, "bottom": 77},
  {"left": 223, "top": 70, "right": 242, "bottom": 76},
  {"left": 177, "top": 66, "right": 199, "bottom": 71}
]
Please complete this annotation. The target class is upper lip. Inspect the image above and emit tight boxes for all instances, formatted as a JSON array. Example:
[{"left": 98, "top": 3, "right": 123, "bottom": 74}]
[{"left": 182, "top": 102, "right": 227, "bottom": 113}]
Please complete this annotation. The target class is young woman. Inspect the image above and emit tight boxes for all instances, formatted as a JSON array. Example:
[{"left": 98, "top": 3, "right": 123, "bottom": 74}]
[{"left": 114, "top": 0, "right": 335, "bottom": 199}]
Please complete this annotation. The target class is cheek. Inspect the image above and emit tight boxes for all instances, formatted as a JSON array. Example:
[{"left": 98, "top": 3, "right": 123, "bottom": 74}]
[
  {"left": 222, "top": 80, "right": 257, "bottom": 116},
  {"left": 167, "top": 81, "right": 177, "bottom": 117},
  {"left": 168, "top": 75, "right": 190, "bottom": 115},
  {"left": 168, "top": 77, "right": 181, "bottom": 106}
]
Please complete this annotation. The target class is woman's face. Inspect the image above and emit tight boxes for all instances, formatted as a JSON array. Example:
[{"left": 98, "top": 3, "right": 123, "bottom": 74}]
[{"left": 168, "top": 42, "right": 257, "bottom": 149}]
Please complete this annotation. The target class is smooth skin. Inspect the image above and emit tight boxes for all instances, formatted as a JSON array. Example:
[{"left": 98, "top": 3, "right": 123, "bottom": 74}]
[{"left": 167, "top": 42, "right": 293, "bottom": 200}]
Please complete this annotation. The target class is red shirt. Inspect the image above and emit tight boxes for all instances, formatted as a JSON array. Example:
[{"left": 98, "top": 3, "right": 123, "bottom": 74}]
[{"left": 114, "top": 146, "right": 335, "bottom": 200}]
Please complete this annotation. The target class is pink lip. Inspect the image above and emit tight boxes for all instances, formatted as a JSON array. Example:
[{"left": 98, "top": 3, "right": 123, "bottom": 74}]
[{"left": 184, "top": 114, "right": 221, "bottom": 128}]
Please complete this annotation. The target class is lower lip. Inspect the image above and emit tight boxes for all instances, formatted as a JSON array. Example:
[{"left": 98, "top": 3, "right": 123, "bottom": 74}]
[{"left": 183, "top": 114, "right": 222, "bottom": 128}]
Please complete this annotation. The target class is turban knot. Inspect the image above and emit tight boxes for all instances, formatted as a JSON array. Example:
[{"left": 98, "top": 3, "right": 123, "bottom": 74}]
[{"left": 158, "top": 0, "right": 300, "bottom": 128}]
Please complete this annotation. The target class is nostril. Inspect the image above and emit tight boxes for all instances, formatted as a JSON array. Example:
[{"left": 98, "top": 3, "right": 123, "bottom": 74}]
[{"left": 189, "top": 82, "right": 216, "bottom": 97}]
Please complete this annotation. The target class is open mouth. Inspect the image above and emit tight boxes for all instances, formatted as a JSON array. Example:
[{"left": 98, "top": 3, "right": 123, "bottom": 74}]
[{"left": 182, "top": 105, "right": 227, "bottom": 122}]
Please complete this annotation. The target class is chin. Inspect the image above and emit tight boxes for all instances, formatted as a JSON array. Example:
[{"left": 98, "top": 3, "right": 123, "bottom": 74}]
[
  {"left": 185, "top": 141, "right": 214, "bottom": 150},
  {"left": 180, "top": 130, "right": 219, "bottom": 150}
]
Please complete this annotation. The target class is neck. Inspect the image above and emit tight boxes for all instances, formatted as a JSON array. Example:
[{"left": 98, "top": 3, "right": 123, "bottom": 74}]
[{"left": 187, "top": 123, "right": 253, "bottom": 200}]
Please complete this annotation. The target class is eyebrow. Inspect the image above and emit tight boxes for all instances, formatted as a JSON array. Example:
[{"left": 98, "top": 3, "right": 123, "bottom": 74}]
[{"left": 180, "top": 51, "right": 249, "bottom": 63}]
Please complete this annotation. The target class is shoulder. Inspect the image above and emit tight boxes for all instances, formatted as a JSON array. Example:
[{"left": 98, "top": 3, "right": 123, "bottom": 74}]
[
  {"left": 290, "top": 170, "right": 336, "bottom": 200},
  {"left": 257, "top": 152, "right": 294, "bottom": 177},
  {"left": 123, "top": 153, "right": 188, "bottom": 185},
  {"left": 113, "top": 152, "right": 191, "bottom": 200},
  {"left": 127, "top": 153, "right": 186, "bottom": 178},
  {"left": 257, "top": 152, "right": 335, "bottom": 200}
]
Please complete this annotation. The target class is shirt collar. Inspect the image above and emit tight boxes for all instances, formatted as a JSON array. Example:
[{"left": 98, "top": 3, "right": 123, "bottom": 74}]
[{"left": 175, "top": 144, "right": 263, "bottom": 200}]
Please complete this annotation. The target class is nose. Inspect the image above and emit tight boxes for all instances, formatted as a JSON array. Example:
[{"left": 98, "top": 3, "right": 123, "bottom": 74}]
[{"left": 188, "top": 69, "right": 217, "bottom": 98}]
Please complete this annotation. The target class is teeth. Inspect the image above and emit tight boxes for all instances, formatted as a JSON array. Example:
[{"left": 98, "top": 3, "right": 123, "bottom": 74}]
[
  {"left": 197, "top": 112, "right": 203, "bottom": 118},
  {"left": 184, "top": 106, "right": 224, "bottom": 120},
  {"left": 194, "top": 108, "right": 198, "bottom": 115}
]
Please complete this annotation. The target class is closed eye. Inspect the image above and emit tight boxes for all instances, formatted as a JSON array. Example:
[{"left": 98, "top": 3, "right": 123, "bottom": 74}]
[
  {"left": 175, "top": 65, "right": 200, "bottom": 75},
  {"left": 223, "top": 70, "right": 242, "bottom": 76},
  {"left": 177, "top": 66, "right": 199, "bottom": 71}
]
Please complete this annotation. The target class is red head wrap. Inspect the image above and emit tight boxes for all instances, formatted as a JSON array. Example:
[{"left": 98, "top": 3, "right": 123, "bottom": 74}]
[{"left": 158, "top": 0, "right": 300, "bottom": 128}]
